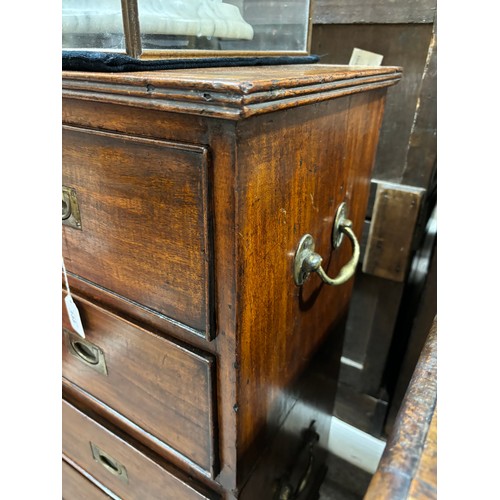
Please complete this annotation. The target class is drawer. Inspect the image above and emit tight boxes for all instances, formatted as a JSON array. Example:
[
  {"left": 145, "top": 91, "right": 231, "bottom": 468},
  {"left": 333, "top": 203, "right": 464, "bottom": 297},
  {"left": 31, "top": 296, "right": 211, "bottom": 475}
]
[
  {"left": 62, "top": 125, "right": 213, "bottom": 339},
  {"left": 63, "top": 460, "right": 113, "bottom": 500},
  {"left": 62, "top": 292, "right": 216, "bottom": 475},
  {"left": 62, "top": 400, "right": 216, "bottom": 500}
]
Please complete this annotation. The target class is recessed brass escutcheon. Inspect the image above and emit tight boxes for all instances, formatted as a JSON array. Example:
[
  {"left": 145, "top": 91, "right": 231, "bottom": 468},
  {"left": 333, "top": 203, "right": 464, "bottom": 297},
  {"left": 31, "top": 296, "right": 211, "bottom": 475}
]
[
  {"left": 62, "top": 186, "right": 82, "bottom": 230},
  {"left": 293, "top": 202, "right": 360, "bottom": 287},
  {"left": 90, "top": 442, "right": 129, "bottom": 482},
  {"left": 65, "top": 329, "right": 108, "bottom": 375}
]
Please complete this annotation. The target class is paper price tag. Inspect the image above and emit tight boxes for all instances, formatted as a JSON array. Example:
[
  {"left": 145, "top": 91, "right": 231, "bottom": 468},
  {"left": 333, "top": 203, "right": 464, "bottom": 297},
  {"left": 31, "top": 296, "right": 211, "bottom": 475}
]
[
  {"left": 65, "top": 293, "right": 85, "bottom": 338},
  {"left": 349, "top": 48, "right": 383, "bottom": 67},
  {"left": 62, "top": 256, "right": 85, "bottom": 338}
]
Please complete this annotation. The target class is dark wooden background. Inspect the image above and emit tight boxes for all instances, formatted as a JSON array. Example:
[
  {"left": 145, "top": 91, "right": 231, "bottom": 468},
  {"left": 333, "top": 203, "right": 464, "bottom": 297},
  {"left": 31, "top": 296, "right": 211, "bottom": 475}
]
[{"left": 309, "top": 0, "right": 437, "bottom": 437}]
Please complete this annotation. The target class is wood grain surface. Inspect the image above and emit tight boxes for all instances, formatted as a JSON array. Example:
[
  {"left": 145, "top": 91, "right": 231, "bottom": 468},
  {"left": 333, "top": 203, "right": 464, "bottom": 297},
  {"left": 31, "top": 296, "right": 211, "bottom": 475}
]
[
  {"left": 234, "top": 88, "right": 388, "bottom": 477},
  {"left": 62, "top": 64, "right": 401, "bottom": 498},
  {"left": 62, "top": 65, "right": 401, "bottom": 119},
  {"left": 63, "top": 460, "right": 113, "bottom": 500},
  {"left": 62, "top": 399, "right": 218, "bottom": 500},
  {"left": 363, "top": 183, "right": 424, "bottom": 282},
  {"left": 312, "top": 0, "right": 436, "bottom": 24},
  {"left": 62, "top": 126, "right": 213, "bottom": 337},
  {"left": 310, "top": 25, "right": 431, "bottom": 186},
  {"left": 62, "top": 292, "right": 217, "bottom": 475},
  {"left": 365, "top": 317, "right": 437, "bottom": 499}
]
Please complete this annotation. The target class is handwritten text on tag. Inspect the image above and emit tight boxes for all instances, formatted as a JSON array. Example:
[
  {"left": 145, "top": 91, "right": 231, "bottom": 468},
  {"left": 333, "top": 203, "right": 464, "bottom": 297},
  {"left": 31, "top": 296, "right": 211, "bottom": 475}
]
[{"left": 65, "top": 294, "right": 85, "bottom": 338}]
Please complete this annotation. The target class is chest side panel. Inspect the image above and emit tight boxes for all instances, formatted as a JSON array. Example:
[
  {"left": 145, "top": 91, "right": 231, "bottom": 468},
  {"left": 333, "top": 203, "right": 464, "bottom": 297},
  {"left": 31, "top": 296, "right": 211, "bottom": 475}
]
[{"left": 234, "top": 89, "right": 388, "bottom": 468}]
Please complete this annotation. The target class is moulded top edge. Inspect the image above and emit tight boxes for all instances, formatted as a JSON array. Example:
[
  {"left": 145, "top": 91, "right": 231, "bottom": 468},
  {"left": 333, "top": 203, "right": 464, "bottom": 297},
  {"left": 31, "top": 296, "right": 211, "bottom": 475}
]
[{"left": 62, "top": 64, "right": 403, "bottom": 95}]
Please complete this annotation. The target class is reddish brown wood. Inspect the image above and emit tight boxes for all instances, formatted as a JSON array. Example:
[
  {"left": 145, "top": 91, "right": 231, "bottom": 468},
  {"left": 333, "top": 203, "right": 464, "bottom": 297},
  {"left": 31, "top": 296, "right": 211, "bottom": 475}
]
[
  {"left": 62, "top": 64, "right": 400, "bottom": 499},
  {"left": 408, "top": 408, "right": 437, "bottom": 499},
  {"left": 62, "top": 399, "right": 218, "bottom": 500},
  {"left": 62, "top": 292, "right": 216, "bottom": 475},
  {"left": 62, "top": 126, "right": 213, "bottom": 337},
  {"left": 62, "top": 65, "right": 401, "bottom": 119},
  {"left": 365, "top": 317, "right": 437, "bottom": 499},
  {"left": 63, "top": 460, "right": 113, "bottom": 500},
  {"left": 234, "top": 89, "right": 387, "bottom": 467}
]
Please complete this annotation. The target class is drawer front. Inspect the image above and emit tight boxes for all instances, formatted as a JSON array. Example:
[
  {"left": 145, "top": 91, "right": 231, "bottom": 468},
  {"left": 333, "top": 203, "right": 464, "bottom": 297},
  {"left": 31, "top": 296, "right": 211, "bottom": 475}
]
[
  {"left": 62, "top": 400, "right": 215, "bottom": 500},
  {"left": 63, "top": 460, "right": 113, "bottom": 500},
  {"left": 62, "top": 125, "right": 213, "bottom": 338},
  {"left": 62, "top": 293, "right": 216, "bottom": 475}
]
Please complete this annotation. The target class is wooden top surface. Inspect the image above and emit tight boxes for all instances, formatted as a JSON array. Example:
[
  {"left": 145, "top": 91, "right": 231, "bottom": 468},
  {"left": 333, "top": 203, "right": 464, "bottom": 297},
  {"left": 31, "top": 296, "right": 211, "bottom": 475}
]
[
  {"left": 365, "top": 317, "right": 437, "bottom": 499},
  {"left": 62, "top": 64, "right": 401, "bottom": 92},
  {"left": 62, "top": 64, "right": 402, "bottom": 119}
]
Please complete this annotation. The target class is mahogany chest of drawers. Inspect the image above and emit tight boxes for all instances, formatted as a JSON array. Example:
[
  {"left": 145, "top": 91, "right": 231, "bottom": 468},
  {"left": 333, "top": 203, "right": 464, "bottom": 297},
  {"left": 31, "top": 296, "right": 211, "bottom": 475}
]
[{"left": 62, "top": 64, "right": 401, "bottom": 499}]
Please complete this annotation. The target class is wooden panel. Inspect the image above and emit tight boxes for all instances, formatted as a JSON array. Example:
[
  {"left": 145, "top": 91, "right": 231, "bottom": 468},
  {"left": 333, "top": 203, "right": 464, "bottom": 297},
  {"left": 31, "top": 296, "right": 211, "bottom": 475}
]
[
  {"left": 312, "top": 0, "right": 436, "bottom": 24},
  {"left": 63, "top": 460, "right": 113, "bottom": 500},
  {"left": 62, "top": 99, "right": 241, "bottom": 494},
  {"left": 62, "top": 400, "right": 217, "bottom": 500},
  {"left": 60, "top": 65, "right": 400, "bottom": 498},
  {"left": 240, "top": 329, "right": 343, "bottom": 498},
  {"left": 234, "top": 88, "right": 388, "bottom": 469},
  {"left": 62, "top": 292, "right": 216, "bottom": 475},
  {"left": 363, "top": 183, "right": 424, "bottom": 282},
  {"left": 311, "top": 24, "right": 433, "bottom": 185},
  {"left": 62, "top": 65, "right": 401, "bottom": 120},
  {"left": 365, "top": 318, "right": 437, "bottom": 499},
  {"left": 408, "top": 408, "right": 437, "bottom": 499},
  {"left": 402, "top": 26, "right": 437, "bottom": 187},
  {"left": 62, "top": 126, "right": 213, "bottom": 338}
]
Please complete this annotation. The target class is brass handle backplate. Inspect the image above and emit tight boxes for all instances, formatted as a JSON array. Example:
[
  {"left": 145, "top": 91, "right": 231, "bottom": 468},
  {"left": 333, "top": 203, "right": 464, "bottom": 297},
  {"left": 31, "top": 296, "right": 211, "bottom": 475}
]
[
  {"left": 90, "top": 442, "right": 128, "bottom": 482},
  {"left": 293, "top": 202, "right": 360, "bottom": 287}
]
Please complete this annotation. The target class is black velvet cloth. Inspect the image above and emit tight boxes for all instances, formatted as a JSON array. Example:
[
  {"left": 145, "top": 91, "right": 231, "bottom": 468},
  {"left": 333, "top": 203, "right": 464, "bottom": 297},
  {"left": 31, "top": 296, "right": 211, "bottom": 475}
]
[{"left": 62, "top": 51, "right": 320, "bottom": 72}]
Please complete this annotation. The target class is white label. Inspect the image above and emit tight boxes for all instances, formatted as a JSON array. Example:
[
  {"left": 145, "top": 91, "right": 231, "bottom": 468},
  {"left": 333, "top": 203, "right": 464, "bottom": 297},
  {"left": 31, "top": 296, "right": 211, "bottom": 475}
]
[
  {"left": 65, "top": 294, "right": 85, "bottom": 338},
  {"left": 349, "top": 48, "right": 384, "bottom": 67}
]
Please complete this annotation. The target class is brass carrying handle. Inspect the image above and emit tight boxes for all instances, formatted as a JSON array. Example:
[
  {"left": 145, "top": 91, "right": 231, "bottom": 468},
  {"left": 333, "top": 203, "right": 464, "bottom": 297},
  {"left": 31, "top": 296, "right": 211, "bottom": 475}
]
[{"left": 294, "top": 203, "right": 360, "bottom": 287}]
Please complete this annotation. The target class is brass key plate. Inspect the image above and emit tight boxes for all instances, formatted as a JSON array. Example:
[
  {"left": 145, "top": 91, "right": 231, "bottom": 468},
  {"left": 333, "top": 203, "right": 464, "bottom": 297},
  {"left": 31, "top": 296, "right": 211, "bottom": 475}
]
[{"left": 62, "top": 186, "right": 82, "bottom": 230}]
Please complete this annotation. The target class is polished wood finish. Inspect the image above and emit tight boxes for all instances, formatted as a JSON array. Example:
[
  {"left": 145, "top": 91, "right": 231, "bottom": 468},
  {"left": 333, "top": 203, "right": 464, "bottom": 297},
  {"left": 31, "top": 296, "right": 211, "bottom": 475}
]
[
  {"left": 234, "top": 88, "right": 388, "bottom": 463},
  {"left": 62, "top": 126, "right": 213, "bottom": 337},
  {"left": 365, "top": 317, "right": 437, "bottom": 499},
  {"left": 62, "top": 292, "right": 216, "bottom": 475},
  {"left": 239, "top": 326, "right": 345, "bottom": 499},
  {"left": 62, "top": 64, "right": 400, "bottom": 498},
  {"left": 62, "top": 399, "right": 217, "bottom": 500},
  {"left": 63, "top": 460, "right": 113, "bottom": 500},
  {"left": 62, "top": 65, "right": 401, "bottom": 119}
]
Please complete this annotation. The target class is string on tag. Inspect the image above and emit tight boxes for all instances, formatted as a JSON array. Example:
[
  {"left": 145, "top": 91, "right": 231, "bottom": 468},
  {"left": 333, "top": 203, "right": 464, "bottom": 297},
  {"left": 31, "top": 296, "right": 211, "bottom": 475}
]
[
  {"left": 62, "top": 257, "right": 86, "bottom": 338},
  {"left": 62, "top": 257, "right": 71, "bottom": 295}
]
